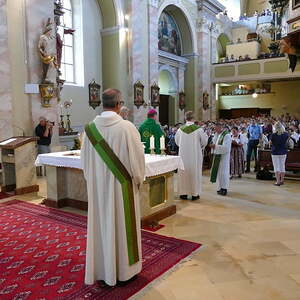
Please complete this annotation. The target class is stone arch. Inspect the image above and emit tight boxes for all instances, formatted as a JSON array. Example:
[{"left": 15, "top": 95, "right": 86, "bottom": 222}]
[
  {"left": 217, "top": 33, "right": 230, "bottom": 60},
  {"left": 158, "top": 66, "right": 178, "bottom": 94},
  {"left": 157, "top": 1, "right": 196, "bottom": 54},
  {"left": 97, "top": 0, "right": 123, "bottom": 29}
]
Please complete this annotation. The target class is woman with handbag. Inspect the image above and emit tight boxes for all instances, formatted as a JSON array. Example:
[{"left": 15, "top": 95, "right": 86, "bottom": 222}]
[{"left": 270, "top": 122, "right": 289, "bottom": 186}]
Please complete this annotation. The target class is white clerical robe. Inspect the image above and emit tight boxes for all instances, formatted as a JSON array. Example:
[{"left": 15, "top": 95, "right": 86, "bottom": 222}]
[
  {"left": 212, "top": 132, "right": 232, "bottom": 190},
  {"left": 175, "top": 122, "right": 208, "bottom": 196},
  {"left": 81, "top": 112, "right": 145, "bottom": 286}
]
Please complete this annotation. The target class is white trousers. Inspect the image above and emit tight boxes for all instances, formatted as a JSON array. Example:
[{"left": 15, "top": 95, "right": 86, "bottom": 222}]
[{"left": 271, "top": 154, "right": 287, "bottom": 173}]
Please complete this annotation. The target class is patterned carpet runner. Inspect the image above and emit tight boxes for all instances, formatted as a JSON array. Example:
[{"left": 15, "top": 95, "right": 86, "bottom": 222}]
[{"left": 0, "top": 200, "right": 201, "bottom": 300}]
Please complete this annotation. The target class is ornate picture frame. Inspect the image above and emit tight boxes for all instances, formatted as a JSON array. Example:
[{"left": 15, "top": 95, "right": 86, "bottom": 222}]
[
  {"left": 134, "top": 81, "right": 144, "bottom": 108},
  {"left": 178, "top": 91, "right": 186, "bottom": 110},
  {"left": 151, "top": 82, "right": 160, "bottom": 108},
  {"left": 203, "top": 91, "right": 209, "bottom": 110},
  {"left": 88, "top": 80, "right": 101, "bottom": 110}
]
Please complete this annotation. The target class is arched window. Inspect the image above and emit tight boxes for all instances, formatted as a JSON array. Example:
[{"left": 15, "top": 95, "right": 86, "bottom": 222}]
[{"left": 58, "top": 0, "right": 75, "bottom": 83}]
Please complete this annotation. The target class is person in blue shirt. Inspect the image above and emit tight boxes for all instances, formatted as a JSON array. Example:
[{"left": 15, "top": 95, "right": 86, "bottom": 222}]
[
  {"left": 270, "top": 122, "right": 289, "bottom": 186},
  {"left": 246, "top": 119, "right": 262, "bottom": 172}
]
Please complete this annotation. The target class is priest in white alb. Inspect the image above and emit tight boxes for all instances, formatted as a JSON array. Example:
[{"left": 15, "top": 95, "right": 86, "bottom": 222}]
[
  {"left": 81, "top": 89, "right": 145, "bottom": 286},
  {"left": 210, "top": 123, "right": 232, "bottom": 196},
  {"left": 175, "top": 111, "right": 208, "bottom": 200}
]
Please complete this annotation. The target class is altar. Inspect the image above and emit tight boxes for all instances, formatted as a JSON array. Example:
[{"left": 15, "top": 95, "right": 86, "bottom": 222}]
[{"left": 36, "top": 151, "right": 184, "bottom": 225}]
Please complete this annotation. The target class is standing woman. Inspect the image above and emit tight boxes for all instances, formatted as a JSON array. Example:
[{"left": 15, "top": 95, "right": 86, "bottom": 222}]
[
  {"left": 230, "top": 127, "right": 246, "bottom": 178},
  {"left": 270, "top": 122, "right": 289, "bottom": 186}
]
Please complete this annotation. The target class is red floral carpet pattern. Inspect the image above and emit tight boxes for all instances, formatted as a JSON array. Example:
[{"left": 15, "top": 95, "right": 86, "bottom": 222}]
[
  {"left": 0, "top": 200, "right": 201, "bottom": 300},
  {"left": 142, "top": 224, "right": 165, "bottom": 232}
]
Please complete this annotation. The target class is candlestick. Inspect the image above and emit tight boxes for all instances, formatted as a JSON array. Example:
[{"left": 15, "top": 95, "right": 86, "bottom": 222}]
[
  {"left": 160, "top": 135, "right": 165, "bottom": 150},
  {"left": 150, "top": 135, "right": 155, "bottom": 151}
]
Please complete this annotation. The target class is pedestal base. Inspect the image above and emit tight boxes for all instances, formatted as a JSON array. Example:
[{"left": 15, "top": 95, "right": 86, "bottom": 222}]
[{"left": 43, "top": 166, "right": 176, "bottom": 223}]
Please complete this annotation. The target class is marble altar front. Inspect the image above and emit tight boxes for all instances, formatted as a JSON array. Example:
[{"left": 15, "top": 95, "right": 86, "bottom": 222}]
[{"left": 36, "top": 151, "right": 184, "bottom": 225}]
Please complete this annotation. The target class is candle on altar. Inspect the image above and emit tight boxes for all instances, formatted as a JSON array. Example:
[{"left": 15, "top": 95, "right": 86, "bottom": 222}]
[
  {"left": 150, "top": 135, "right": 155, "bottom": 150},
  {"left": 60, "top": 104, "right": 63, "bottom": 115},
  {"left": 160, "top": 135, "right": 165, "bottom": 150}
]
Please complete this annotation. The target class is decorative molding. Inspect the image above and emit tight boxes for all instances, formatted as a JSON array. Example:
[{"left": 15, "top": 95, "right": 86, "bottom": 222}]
[
  {"left": 158, "top": 50, "right": 189, "bottom": 64},
  {"left": 100, "top": 26, "right": 122, "bottom": 36},
  {"left": 196, "top": 0, "right": 225, "bottom": 15}
]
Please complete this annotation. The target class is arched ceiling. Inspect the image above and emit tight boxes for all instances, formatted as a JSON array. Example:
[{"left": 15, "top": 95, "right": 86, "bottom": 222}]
[{"left": 97, "top": 0, "right": 117, "bottom": 28}]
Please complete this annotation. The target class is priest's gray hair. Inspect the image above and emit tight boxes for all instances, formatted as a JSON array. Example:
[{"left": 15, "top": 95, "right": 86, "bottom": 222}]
[
  {"left": 185, "top": 111, "right": 194, "bottom": 121},
  {"left": 274, "top": 121, "right": 285, "bottom": 135},
  {"left": 102, "top": 88, "right": 122, "bottom": 108}
]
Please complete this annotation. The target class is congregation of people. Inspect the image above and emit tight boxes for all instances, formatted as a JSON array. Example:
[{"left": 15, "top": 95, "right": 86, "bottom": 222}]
[{"left": 160, "top": 113, "right": 300, "bottom": 193}]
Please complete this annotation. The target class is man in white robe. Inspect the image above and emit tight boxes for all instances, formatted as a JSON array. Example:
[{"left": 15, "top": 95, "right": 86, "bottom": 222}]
[
  {"left": 81, "top": 89, "right": 145, "bottom": 286},
  {"left": 175, "top": 111, "right": 208, "bottom": 200},
  {"left": 210, "top": 123, "right": 232, "bottom": 196}
]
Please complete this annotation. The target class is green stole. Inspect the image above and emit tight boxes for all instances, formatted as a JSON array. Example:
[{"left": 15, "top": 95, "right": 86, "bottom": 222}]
[
  {"left": 180, "top": 124, "right": 200, "bottom": 134},
  {"left": 85, "top": 122, "right": 139, "bottom": 266},
  {"left": 210, "top": 131, "right": 229, "bottom": 183}
]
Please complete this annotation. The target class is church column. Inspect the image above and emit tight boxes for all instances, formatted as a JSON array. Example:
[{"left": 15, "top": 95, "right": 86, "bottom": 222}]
[
  {"left": 148, "top": 0, "right": 159, "bottom": 93},
  {"left": 131, "top": 0, "right": 150, "bottom": 126},
  {"left": 210, "top": 31, "right": 219, "bottom": 121},
  {"left": 196, "top": 20, "right": 210, "bottom": 121},
  {"left": 0, "top": 0, "right": 14, "bottom": 140},
  {"left": 196, "top": 0, "right": 224, "bottom": 122}
]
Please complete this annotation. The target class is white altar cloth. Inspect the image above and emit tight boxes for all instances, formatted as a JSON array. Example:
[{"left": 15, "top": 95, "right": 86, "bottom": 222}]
[{"left": 35, "top": 151, "right": 184, "bottom": 178}]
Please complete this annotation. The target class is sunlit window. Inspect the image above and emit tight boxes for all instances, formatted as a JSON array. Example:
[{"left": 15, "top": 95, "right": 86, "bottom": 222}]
[{"left": 58, "top": 0, "right": 75, "bottom": 83}]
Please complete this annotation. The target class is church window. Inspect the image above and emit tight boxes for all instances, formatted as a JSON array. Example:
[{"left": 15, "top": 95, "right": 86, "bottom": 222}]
[{"left": 58, "top": 0, "right": 75, "bottom": 83}]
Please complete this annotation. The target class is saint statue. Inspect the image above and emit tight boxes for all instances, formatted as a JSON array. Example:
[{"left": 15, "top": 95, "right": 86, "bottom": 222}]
[{"left": 38, "top": 18, "right": 58, "bottom": 83}]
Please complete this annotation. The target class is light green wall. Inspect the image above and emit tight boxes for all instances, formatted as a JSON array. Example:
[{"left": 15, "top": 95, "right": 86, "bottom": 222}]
[
  {"left": 7, "top": 0, "right": 32, "bottom": 136},
  {"left": 97, "top": 0, "right": 116, "bottom": 28},
  {"left": 185, "top": 57, "right": 196, "bottom": 112},
  {"left": 246, "top": 0, "right": 270, "bottom": 15},
  {"left": 102, "top": 33, "right": 121, "bottom": 90},
  {"left": 219, "top": 80, "right": 300, "bottom": 118}
]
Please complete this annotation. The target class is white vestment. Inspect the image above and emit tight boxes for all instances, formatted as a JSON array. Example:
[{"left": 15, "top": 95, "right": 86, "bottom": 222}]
[
  {"left": 81, "top": 112, "right": 145, "bottom": 286},
  {"left": 212, "top": 132, "right": 232, "bottom": 190},
  {"left": 175, "top": 122, "right": 208, "bottom": 196}
]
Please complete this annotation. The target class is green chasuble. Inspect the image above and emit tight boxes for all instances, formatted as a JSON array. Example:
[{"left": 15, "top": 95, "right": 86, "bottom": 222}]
[
  {"left": 210, "top": 130, "right": 229, "bottom": 183},
  {"left": 180, "top": 124, "right": 200, "bottom": 134},
  {"left": 85, "top": 122, "right": 139, "bottom": 265},
  {"left": 139, "top": 118, "right": 164, "bottom": 154}
]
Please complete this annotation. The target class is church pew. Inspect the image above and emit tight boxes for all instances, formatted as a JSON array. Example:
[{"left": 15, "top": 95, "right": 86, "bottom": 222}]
[{"left": 257, "top": 149, "right": 300, "bottom": 175}]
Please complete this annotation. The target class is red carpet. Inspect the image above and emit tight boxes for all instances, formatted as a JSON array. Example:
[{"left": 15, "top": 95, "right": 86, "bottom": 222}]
[
  {"left": 0, "top": 192, "right": 12, "bottom": 200},
  {"left": 142, "top": 224, "right": 165, "bottom": 232},
  {"left": 0, "top": 200, "right": 201, "bottom": 300}
]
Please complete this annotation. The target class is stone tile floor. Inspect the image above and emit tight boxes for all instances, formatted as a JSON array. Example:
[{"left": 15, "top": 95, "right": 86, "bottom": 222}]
[{"left": 1, "top": 172, "right": 300, "bottom": 300}]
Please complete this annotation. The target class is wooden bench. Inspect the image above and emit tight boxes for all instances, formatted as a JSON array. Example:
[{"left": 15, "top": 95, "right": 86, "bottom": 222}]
[{"left": 257, "top": 149, "right": 300, "bottom": 174}]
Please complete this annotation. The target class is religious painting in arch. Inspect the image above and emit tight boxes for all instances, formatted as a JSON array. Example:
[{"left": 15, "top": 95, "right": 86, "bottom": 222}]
[{"left": 158, "top": 12, "right": 182, "bottom": 56}]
